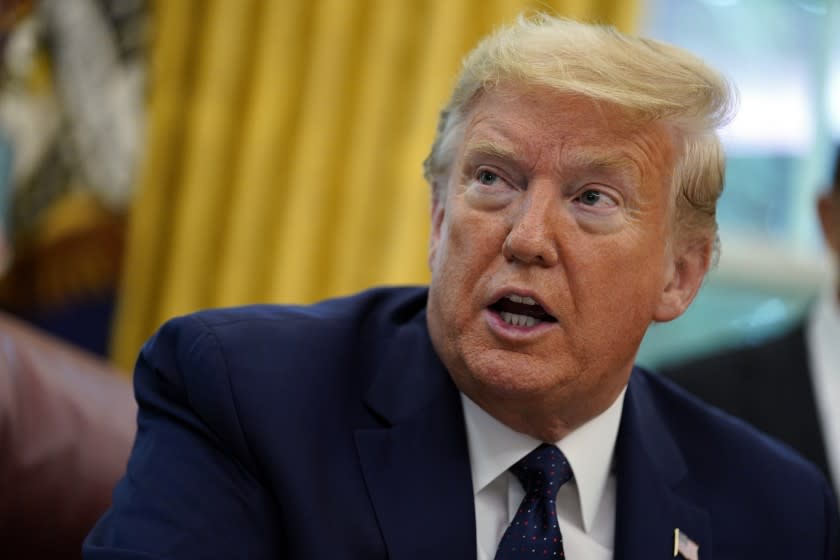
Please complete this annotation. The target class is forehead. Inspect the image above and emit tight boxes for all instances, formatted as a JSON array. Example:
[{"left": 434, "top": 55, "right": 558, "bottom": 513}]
[{"left": 457, "top": 85, "right": 676, "bottom": 182}]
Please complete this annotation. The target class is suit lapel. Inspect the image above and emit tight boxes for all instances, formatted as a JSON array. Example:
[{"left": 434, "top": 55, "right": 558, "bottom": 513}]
[
  {"left": 614, "top": 369, "right": 712, "bottom": 560},
  {"left": 355, "top": 309, "right": 476, "bottom": 560}
]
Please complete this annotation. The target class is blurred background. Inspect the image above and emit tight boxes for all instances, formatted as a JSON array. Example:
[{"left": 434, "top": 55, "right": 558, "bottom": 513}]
[{"left": 0, "top": 0, "right": 837, "bottom": 373}]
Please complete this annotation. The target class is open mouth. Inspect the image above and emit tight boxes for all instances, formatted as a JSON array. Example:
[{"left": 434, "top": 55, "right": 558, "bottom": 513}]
[{"left": 489, "top": 294, "right": 558, "bottom": 328}]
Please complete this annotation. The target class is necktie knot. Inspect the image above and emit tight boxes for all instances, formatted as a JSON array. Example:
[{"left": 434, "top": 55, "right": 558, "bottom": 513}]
[{"left": 510, "top": 443, "right": 572, "bottom": 500}]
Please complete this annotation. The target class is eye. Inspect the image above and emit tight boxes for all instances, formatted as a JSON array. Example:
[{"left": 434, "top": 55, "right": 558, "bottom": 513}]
[
  {"left": 477, "top": 170, "right": 499, "bottom": 185},
  {"left": 576, "top": 188, "right": 617, "bottom": 208},
  {"left": 581, "top": 190, "right": 602, "bottom": 206}
]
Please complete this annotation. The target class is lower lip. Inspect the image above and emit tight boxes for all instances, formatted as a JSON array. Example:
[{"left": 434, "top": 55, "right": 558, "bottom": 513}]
[{"left": 483, "top": 308, "right": 557, "bottom": 340}]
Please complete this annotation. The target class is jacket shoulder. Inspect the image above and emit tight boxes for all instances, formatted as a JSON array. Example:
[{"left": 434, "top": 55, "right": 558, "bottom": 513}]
[{"left": 143, "top": 286, "right": 428, "bottom": 370}]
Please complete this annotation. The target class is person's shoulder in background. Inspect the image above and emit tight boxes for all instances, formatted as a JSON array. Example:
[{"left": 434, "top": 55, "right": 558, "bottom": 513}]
[
  {"left": 657, "top": 320, "right": 833, "bottom": 483},
  {"left": 660, "top": 322, "right": 808, "bottom": 411}
]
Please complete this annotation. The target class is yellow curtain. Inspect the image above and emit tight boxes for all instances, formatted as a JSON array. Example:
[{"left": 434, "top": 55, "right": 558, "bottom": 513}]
[{"left": 111, "top": 0, "right": 639, "bottom": 370}]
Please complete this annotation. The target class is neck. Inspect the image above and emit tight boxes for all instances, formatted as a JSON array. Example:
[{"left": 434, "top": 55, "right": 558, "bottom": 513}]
[{"left": 466, "top": 383, "right": 626, "bottom": 442}]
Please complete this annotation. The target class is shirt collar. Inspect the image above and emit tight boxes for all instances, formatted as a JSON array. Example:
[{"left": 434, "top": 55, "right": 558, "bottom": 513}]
[{"left": 461, "top": 387, "right": 626, "bottom": 532}]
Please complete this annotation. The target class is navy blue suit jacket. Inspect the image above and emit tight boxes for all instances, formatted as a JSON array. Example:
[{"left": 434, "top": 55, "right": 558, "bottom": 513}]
[{"left": 85, "top": 287, "right": 840, "bottom": 559}]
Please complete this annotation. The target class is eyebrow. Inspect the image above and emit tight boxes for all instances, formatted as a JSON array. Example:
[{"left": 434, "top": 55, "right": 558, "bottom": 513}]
[
  {"left": 563, "top": 150, "right": 640, "bottom": 175},
  {"left": 559, "top": 150, "right": 646, "bottom": 190},
  {"left": 464, "top": 140, "right": 642, "bottom": 182},
  {"left": 466, "top": 140, "right": 640, "bottom": 175},
  {"left": 461, "top": 141, "right": 520, "bottom": 163}
]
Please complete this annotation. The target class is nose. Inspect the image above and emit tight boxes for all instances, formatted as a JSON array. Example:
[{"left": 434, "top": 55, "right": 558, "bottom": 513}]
[{"left": 502, "top": 183, "right": 560, "bottom": 267}]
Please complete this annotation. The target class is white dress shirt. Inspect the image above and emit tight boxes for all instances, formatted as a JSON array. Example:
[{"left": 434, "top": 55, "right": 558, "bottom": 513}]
[
  {"left": 807, "top": 285, "right": 840, "bottom": 495},
  {"left": 461, "top": 388, "right": 626, "bottom": 560}
]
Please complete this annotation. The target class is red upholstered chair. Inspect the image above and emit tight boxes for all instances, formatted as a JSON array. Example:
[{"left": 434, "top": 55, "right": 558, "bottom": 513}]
[{"left": 0, "top": 312, "right": 136, "bottom": 559}]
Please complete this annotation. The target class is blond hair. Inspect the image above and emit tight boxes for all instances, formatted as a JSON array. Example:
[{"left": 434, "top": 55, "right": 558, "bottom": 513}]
[{"left": 424, "top": 14, "right": 736, "bottom": 248}]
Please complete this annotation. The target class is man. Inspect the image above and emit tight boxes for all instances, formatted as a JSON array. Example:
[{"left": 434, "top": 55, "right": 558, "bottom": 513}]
[
  {"left": 84, "top": 16, "right": 840, "bottom": 559},
  {"left": 663, "top": 148, "right": 840, "bottom": 497}
]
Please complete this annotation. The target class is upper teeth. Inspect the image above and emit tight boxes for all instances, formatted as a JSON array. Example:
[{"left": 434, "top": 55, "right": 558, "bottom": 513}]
[{"left": 507, "top": 294, "right": 537, "bottom": 305}]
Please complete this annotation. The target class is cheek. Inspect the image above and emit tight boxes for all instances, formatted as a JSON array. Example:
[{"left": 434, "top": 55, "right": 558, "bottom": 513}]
[
  {"left": 574, "top": 238, "right": 668, "bottom": 318},
  {"left": 441, "top": 205, "right": 505, "bottom": 267},
  {"left": 623, "top": 256, "right": 668, "bottom": 319}
]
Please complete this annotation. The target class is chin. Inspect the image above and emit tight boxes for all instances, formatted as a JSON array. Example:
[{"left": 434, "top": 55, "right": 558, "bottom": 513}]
[{"left": 457, "top": 348, "right": 570, "bottom": 401}]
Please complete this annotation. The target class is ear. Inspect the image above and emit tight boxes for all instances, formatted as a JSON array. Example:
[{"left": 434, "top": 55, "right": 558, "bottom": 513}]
[
  {"left": 653, "top": 237, "right": 713, "bottom": 322},
  {"left": 817, "top": 194, "right": 840, "bottom": 254},
  {"left": 428, "top": 184, "right": 446, "bottom": 271}
]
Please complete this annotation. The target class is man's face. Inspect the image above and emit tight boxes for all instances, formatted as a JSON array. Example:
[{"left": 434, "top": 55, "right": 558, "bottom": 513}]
[{"left": 426, "top": 84, "right": 702, "bottom": 430}]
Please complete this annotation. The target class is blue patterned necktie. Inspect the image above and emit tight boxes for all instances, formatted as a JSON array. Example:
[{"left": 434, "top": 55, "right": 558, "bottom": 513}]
[{"left": 494, "top": 443, "right": 573, "bottom": 559}]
